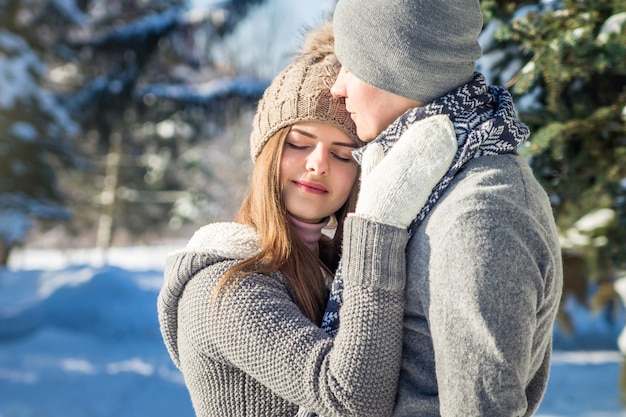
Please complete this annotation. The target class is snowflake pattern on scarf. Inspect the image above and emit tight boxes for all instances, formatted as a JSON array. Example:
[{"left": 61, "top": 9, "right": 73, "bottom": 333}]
[{"left": 320, "top": 72, "right": 530, "bottom": 337}]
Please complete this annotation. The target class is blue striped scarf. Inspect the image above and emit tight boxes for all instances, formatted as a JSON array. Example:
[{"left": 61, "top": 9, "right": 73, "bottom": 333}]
[{"left": 320, "top": 72, "right": 530, "bottom": 337}]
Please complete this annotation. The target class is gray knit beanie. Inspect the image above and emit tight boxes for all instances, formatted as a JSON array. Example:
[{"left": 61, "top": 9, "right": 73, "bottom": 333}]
[
  {"left": 333, "top": 0, "right": 484, "bottom": 104},
  {"left": 250, "top": 21, "right": 361, "bottom": 161}
]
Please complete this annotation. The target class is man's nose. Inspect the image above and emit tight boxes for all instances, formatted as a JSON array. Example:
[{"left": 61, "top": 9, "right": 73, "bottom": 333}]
[{"left": 331, "top": 67, "right": 346, "bottom": 98}]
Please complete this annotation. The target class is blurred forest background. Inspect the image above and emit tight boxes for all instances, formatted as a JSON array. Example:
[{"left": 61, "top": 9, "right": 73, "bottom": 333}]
[{"left": 1, "top": 0, "right": 626, "bottom": 345}]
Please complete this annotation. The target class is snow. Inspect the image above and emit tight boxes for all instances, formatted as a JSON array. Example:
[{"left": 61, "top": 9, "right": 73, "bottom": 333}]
[
  {"left": 597, "top": 12, "right": 626, "bottom": 44},
  {"left": 0, "top": 211, "right": 32, "bottom": 247},
  {"left": 88, "top": 8, "right": 181, "bottom": 47},
  {"left": 10, "top": 122, "right": 38, "bottom": 143},
  {"left": 0, "top": 250, "right": 193, "bottom": 417},
  {"left": 136, "top": 77, "right": 269, "bottom": 106},
  {"left": 51, "top": 0, "right": 87, "bottom": 26},
  {"left": 0, "top": 31, "right": 44, "bottom": 110},
  {"left": 1, "top": 246, "right": 625, "bottom": 416},
  {"left": 208, "top": 0, "right": 337, "bottom": 79},
  {"left": 0, "top": 30, "right": 79, "bottom": 136},
  {"left": 0, "top": 193, "right": 70, "bottom": 247}
]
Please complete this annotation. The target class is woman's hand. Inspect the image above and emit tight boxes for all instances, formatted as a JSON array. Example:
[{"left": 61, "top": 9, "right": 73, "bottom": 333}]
[{"left": 354, "top": 114, "right": 457, "bottom": 229}]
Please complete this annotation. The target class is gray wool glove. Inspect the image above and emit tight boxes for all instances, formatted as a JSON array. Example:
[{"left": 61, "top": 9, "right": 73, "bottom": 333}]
[{"left": 353, "top": 114, "right": 457, "bottom": 229}]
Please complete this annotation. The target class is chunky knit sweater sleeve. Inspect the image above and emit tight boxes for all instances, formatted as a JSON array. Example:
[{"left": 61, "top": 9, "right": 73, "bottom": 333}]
[{"left": 161, "top": 216, "right": 408, "bottom": 417}]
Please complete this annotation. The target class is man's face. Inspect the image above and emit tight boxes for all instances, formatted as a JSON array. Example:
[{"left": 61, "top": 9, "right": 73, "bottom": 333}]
[{"left": 331, "top": 66, "right": 421, "bottom": 142}]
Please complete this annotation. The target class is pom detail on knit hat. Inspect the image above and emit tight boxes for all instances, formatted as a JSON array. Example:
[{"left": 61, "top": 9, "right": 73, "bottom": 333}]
[
  {"left": 300, "top": 21, "right": 335, "bottom": 58},
  {"left": 333, "top": 0, "right": 484, "bottom": 104},
  {"left": 249, "top": 21, "right": 361, "bottom": 161}
]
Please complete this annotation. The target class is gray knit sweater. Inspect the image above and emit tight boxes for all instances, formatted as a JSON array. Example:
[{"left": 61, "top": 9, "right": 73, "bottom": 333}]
[
  {"left": 158, "top": 216, "right": 408, "bottom": 417},
  {"left": 393, "top": 154, "right": 563, "bottom": 416}
]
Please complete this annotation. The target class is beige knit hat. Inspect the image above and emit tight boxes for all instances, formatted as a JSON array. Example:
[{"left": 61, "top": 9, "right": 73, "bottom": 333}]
[{"left": 250, "top": 21, "right": 361, "bottom": 161}]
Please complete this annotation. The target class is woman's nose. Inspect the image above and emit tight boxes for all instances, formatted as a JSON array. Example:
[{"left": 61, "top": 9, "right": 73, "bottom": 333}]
[{"left": 306, "top": 146, "right": 329, "bottom": 175}]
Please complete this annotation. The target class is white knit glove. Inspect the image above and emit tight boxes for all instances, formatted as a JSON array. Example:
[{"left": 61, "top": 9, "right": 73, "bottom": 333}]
[{"left": 354, "top": 114, "right": 458, "bottom": 229}]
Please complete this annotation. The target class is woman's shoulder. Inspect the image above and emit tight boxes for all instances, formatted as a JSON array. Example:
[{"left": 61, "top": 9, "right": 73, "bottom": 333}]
[
  {"left": 173, "top": 221, "right": 289, "bottom": 295},
  {"left": 174, "top": 221, "right": 261, "bottom": 260},
  {"left": 162, "top": 222, "right": 263, "bottom": 310}
]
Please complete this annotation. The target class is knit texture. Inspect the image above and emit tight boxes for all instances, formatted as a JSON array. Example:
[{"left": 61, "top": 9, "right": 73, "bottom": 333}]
[
  {"left": 353, "top": 115, "right": 457, "bottom": 229},
  {"left": 157, "top": 217, "right": 410, "bottom": 417},
  {"left": 250, "top": 21, "right": 360, "bottom": 160},
  {"left": 321, "top": 72, "right": 530, "bottom": 336},
  {"left": 333, "top": 0, "right": 483, "bottom": 103},
  {"left": 395, "top": 154, "right": 562, "bottom": 416},
  {"left": 317, "top": 71, "right": 561, "bottom": 415}
]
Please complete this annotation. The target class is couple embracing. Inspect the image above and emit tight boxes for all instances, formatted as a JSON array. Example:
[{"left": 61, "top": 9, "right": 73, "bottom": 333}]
[{"left": 158, "top": 1, "right": 563, "bottom": 416}]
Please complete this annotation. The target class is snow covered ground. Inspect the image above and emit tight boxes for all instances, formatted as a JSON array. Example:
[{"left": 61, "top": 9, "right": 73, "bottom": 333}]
[{"left": 1, "top": 245, "right": 625, "bottom": 417}]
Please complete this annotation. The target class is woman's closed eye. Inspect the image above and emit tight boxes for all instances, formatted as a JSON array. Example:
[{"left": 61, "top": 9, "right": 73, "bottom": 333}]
[
  {"left": 332, "top": 152, "right": 354, "bottom": 163},
  {"left": 286, "top": 142, "right": 310, "bottom": 150},
  {"left": 285, "top": 133, "right": 355, "bottom": 164}
]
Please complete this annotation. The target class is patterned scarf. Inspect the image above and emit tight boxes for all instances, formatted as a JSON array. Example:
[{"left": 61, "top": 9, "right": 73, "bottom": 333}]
[{"left": 320, "top": 72, "right": 530, "bottom": 337}]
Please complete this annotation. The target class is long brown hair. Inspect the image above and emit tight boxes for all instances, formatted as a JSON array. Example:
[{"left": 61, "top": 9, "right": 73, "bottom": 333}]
[{"left": 215, "top": 127, "right": 358, "bottom": 325}]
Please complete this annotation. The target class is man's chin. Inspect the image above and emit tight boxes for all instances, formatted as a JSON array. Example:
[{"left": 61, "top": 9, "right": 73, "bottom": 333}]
[{"left": 357, "top": 130, "right": 376, "bottom": 143}]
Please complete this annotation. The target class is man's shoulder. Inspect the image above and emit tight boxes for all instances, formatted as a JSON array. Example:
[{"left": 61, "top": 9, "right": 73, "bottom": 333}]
[
  {"left": 417, "top": 154, "right": 556, "bottom": 245},
  {"left": 407, "top": 153, "right": 561, "bottom": 279},
  {"left": 437, "top": 154, "right": 547, "bottom": 212}
]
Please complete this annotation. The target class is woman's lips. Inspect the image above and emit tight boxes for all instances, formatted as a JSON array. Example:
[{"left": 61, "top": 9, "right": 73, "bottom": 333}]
[{"left": 293, "top": 180, "right": 328, "bottom": 195}]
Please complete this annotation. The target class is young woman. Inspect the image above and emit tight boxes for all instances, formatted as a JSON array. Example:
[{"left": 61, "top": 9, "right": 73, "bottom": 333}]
[{"left": 157, "top": 22, "right": 457, "bottom": 417}]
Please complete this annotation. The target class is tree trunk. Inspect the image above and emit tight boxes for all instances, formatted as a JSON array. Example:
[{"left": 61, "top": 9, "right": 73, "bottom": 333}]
[
  {"left": 0, "top": 241, "right": 11, "bottom": 267},
  {"left": 96, "top": 132, "right": 123, "bottom": 251}
]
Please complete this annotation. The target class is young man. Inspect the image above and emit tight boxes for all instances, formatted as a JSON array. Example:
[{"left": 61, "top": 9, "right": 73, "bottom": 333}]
[{"left": 325, "top": 1, "right": 564, "bottom": 416}]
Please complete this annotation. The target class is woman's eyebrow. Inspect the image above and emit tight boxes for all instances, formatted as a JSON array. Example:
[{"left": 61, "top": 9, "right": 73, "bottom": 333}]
[
  {"left": 290, "top": 128, "right": 316, "bottom": 138},
  {"left": 290, "top": 128, "right": 358, "bottom": 148},
  {"left": 334, "top": 142, "right": 359, "bottom": 148}
]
